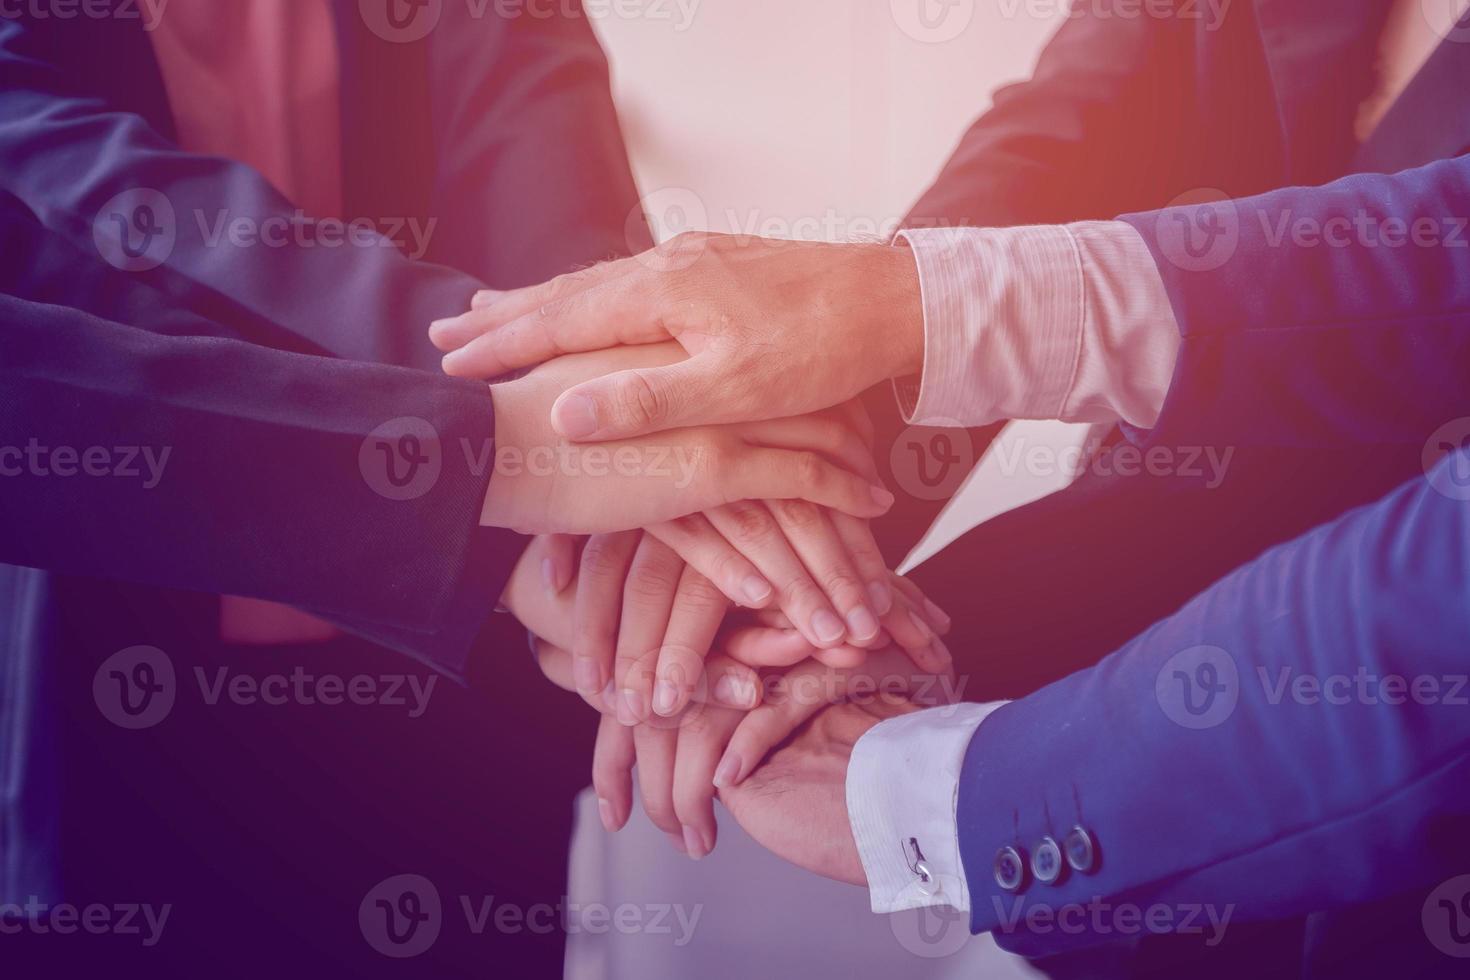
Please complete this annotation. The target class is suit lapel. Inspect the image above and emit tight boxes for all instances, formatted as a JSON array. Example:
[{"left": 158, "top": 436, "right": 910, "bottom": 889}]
[
  {"left": 1353, "top": 8, "right": 1470, "bottom": 173},
  {"left": 1251, "top": 0, "right": 1388, "bottom": 182}
]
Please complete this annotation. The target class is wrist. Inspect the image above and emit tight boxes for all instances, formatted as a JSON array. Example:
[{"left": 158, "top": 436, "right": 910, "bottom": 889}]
[
  {"left": 481, "top": 380, "right": 541, "bottom": 532},
  {"left": 871, "top": 242, "right": 926, "bottom": 379}
]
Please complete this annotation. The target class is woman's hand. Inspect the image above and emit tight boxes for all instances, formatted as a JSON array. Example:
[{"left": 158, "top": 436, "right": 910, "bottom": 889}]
[{"left": 481, "top": 344, "right": 894, "bottom": 534}]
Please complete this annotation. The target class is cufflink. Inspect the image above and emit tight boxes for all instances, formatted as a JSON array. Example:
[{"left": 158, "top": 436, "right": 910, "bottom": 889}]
[
  {"left": 993, "top": 845, "right": 1027, "bottom": 893},
  {"left": 905, "top": 838, "right": 941, "bottom": 898}
]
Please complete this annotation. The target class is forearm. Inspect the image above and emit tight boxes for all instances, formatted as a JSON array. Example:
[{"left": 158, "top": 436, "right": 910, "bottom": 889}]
[{"left": 0, "top": 296, "right": 517, "bottom": 679}]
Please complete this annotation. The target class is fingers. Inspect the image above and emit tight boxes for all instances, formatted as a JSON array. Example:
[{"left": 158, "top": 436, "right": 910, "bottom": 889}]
[
  {"left": 430, "top": 258, "right": 643, "bottom": 361},
  {"left": 572, "top": 532, "right": 639, "bottom": 708},
  {"left": 831, "top": 514, "right": 895, "bottom": 617},
  {"left": 592, "top": 715, "right": 636, "bottom": 832},
  {"left": 892, "top": 574, "right": 953, "bottom": 635},
  {"left": 714, "top": 651, "right": 918, "bottom": 789},
  {"left": 549, "top": 357, "right": 718, "bottom": 442},
  {"left": 633, "top": 724, "right": 684, "bottom": 848},
  {"left": 741, "top": 411, "right": 878, "bottom": 483},
  {"left": 671, "top": 704, "right": 744, "bottom": 860},
  {"left": 732, "top": 447, "right": 893, "bottom": 520},
  {"left": 613, "top": 535, "right": 685, "bottom": 726},
  {"left": 652, "top": 567, "right": 730, "bottom": 718},
  {"left": 540, "top": 533, "right": 579, "bottom": 596},
  {"left": 706, "top": 503, "right": 848, "bottom": 650},
  {"left": 720, "top": 623, "right": 817, "bottom": 668},
  {"left": 767, "top": 501, "right": 883, "bottom": 648},
  {"left": 647, "top": 513, "right": 773, "bottom": 610}
]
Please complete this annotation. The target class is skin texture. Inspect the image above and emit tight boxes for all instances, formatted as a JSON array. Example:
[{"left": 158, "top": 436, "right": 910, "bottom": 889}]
[
  {"left": 433, "top": 234, "right": 926, "bottom": 442},
  {"left": 481, "top": 343, "right": 894, "bottom": 534}
]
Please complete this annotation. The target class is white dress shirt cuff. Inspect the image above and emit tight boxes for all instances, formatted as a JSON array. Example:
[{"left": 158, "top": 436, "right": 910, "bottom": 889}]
[
  {"left": 894, "top": 222, "right": 1180, "bottom": 430},
  {"left": 846, "top": 701, "right": 1010, "bottom": 914}
]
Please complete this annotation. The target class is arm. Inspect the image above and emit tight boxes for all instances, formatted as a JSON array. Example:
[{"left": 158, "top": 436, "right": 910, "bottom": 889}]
[
  {"left": 0, "top": 293, "right": 507, "bottom": 680},
  {"left": 0, "top": 16, "right": 476, "bottom": 371}
]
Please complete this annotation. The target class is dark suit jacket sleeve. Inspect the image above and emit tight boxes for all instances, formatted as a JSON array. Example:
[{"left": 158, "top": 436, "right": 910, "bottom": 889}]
[
  {"left": 1120, "top": 155, "right": 1470, "bottom": 450},
  {"left": 957, "top": 452, "right": 1470, "bottom": 955},
  {"left": 0, "top": 17, "right": 479, "bottom": 374},
  {"left": 0, "top": 293, "right": 511, "bottom": 681}
]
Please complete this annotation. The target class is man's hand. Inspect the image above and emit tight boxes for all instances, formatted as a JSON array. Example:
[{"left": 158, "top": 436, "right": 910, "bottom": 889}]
[
  {"left": 716, "top": 697, "right": 922, "bottom": 885},
  {"left": 434, "top": 235, "right": 925, "bottom": 441},
  {"left": 482, "top": 342, "right": 893, "bottom": 533}
]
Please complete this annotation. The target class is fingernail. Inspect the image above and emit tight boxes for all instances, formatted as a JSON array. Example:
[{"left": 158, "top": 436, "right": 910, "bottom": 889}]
[
  {"left": 428, "top": 318, "right": 453, "bottom": 340},
  {"left": 683, "top": 825, "right": 707, "bottom": 860},
  {"left": 713, "top": 751, "right": 743, "bottom": 789},
  {"left": 471, "top": 289, "right": 504, "bottom": 309},
  {"left": 554, "top": 394, "right": 600, "bottom": 439},
  {"left": 597, "top": 797, "right": 616, "bottom": 832},
  {"left": 653, "top": 679, "right": 680, "bottom": 716},
  {"left": 867, "top": 580, "right": 894, "bottom": 616},
  {"left": 871, "top": 485, "right": 896, "bottom": 509},
  {"left": 617, "top": 688, "right": 644, "bottom": 726},
  {"left": 924, "top": 597, "right": 953, "bottom": 633},
  {"left": 713, "top": 674, "right": 756, "bottom": 708},
  {"left": 846, "top": 606, "right": 881, "bottom": 643},
  {"left": 574, "top": 657, "right": 602, "bottom": 694},
  {"left": 667, "top": 831, "right": 688, "bottom": 855},
  {"left": 909, "top": 607, "right": 935, "bottom": 640},
  {"left": 811, "top": 609, "right": 846, "bottom": 646},
  {"left": 742, "top": 575, "right": 773, "bottom": 607}
]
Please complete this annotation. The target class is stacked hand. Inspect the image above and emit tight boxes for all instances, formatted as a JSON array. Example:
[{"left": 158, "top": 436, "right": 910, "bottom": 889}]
[{"left": 437, "top": 240, "right": 948, "bottom": 867}]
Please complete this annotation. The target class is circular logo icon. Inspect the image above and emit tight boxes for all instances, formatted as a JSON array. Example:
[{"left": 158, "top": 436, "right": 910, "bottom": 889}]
[
  {"left": 890, "top": 0, "right": 976, "bottom": 44},
  {"left": 1155, "top": 645, "right": 1239, "bottom": 730},
  {"left": 359, "top": 0, "right": 442, "bottom": 43},
  {"left": 1423, "top": 418, "right": 1470, "bottom": 501},
  {"left": 1154, "top": 188, "right": 1240, "bottom": 273},
  {"left": 1422, "top": 875, "right": 1470, "bottom": 958},
  {"left": 889, "top": 421, "right": 976, "bottom": 501},
  {"left": 360, "top": 417, "right": 442, "bottom": 501},
  {"left": 359, "top": 874, "right": 442, "bottom": 958},
  {"left": 888, "top": 873, "right": 972, "bottom": 958},
  {"left": 93, "top": 188, "right": 177, "bottom": 273},
  {"left": 1422, "top": 0, "right": 1470, "bottom": 44},
  {"left": 629, "top": 187, "right": 709, "bottom": 271},
  {"left": 93, "top": 645, "right": 176, "bottom": 730}
]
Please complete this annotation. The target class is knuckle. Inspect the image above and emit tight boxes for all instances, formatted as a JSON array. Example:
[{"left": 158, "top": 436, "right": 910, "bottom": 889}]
[
  {"left": 620, "top": 371, "right": 668, "bottom": 430},
  {"left": 580, "top": 537, "right": 628, "bottom": 581},
  {"left": 672, "top": 785, "right": 711, "bottom": 826},
  {"left": 772, "top": 499, "right": 824, "bottom": 533},
  {"left": 725, "top": 502, "right": 774, "bottom": 542},
  {"left": 679, "top": 571, "right": 728, "bottom": 608},
  {"left": 793, "top": 451, "right": 828, "bottom": 488}
]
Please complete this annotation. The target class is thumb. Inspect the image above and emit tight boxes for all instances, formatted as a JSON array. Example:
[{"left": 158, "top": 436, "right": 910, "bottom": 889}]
[{"left": 551, "top": 359, "right": 720, "bottom": 441}]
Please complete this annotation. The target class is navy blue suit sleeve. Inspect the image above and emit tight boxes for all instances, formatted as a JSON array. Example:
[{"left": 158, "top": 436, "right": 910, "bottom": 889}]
[
  {"left": 957, "top": 453, "right": 1470, "bottom": 955},
  {"left": 0, "top": 294, "right": 506, "bottom": 681},
  {"left": 0, "top": 17, "right": 479, "bottom": 374},
  {"left": 1121, "top": 155, "right": 1470, "bottom": 450}
]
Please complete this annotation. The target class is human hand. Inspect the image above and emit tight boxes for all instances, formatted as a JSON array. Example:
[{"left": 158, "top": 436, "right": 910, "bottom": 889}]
[
  {"left": 433, "top": 235, "right": 924, "bottom": 442},
  {"left": 481, "top": 343, "right": 894, "bottom": 534},
  {"left": 545, "top": 633, "right": 951, "bottom": 863},
  {"left": 717, "top": 697, "right": 925, "bottom": 885}
]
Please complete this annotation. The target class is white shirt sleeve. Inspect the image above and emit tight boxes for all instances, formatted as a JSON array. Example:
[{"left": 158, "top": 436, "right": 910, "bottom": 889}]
[
  {"left": 846, "top": 701, "right": 1010, "bottom": 914},
  {"left": 894, "top": 221, "right": 1181, "bottom": 430}
]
